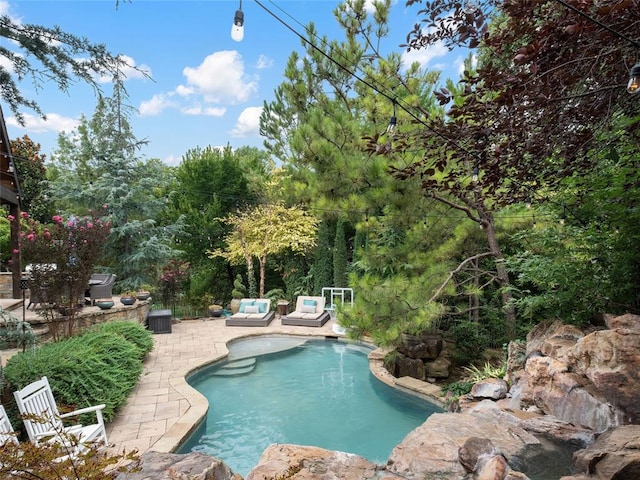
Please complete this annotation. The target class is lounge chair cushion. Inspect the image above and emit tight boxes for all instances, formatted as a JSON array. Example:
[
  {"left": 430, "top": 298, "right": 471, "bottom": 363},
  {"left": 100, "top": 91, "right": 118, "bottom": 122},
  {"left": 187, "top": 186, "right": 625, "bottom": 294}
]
[
  {"left": 239, "top": 300, "right": 255, "bottom": 313},
  {"left": 245, "top": 305, "right": 260, "bottom": 314}
]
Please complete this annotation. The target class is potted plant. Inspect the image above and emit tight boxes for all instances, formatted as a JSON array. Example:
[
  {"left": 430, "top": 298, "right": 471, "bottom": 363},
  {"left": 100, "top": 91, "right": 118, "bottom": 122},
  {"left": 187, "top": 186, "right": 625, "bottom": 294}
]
[
  {"left": 136, "top": 285, "right": 151, "bottom": 300},
  {"left": 208, "top": 304, "right": 223, "bottom": 317},
  {"left": 95, "top": 298, "right": 115, "bottom": 310},
  {"left": 120, "top": 292, "right": 137, "bottom": 305},
  {"left": 229, "top": 274, "right": 247, "bottom": 314}
]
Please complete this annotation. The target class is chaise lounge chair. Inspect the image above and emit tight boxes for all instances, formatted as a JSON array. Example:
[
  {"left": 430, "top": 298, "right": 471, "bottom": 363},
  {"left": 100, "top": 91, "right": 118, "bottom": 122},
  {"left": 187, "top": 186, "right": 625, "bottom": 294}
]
[
  {"left": 226, "top": 298, "right": 275, "bottom": 327},
  {"left": 281, "top": 296, "right": 330, "bottom": 327}
]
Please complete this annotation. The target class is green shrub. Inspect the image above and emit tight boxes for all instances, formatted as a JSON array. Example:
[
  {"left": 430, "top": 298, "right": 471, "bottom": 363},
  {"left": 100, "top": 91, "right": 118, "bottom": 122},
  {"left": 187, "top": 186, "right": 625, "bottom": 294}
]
[
  {"left": 90, "top": 320, "right": 154, "bottom": 359},
  {"left": 441, "top": 380, "right": 474, "bottom": 398},
  {"left": 3, "top": 321, "right": 153, "bottom": 423}
]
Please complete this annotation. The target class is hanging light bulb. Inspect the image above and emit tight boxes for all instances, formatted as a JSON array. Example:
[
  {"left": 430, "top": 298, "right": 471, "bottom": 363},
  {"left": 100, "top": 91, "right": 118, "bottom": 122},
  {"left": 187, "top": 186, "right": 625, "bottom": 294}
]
[
  {"left": 627, "top": 63, "right": 640, "bottom": 94},
  {"left": 386, "top": 115, "right": 397, "bottom": 136},
  {"left": 231, "top": 0, "right": 244, "bottom": 42},
  {"left": 386, "top": 101, "right": 397, "bottom": 136}
]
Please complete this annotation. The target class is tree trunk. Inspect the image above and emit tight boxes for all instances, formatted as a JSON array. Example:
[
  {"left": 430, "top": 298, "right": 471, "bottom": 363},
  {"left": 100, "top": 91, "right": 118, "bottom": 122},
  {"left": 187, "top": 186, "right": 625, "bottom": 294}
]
[
  {"left": 244, "top": 254, "right": 256, "bottom": 299},
  {"left": 482, "top": 216, "right": 516, "bottom": 340},
  {"left": 259, "top": 255, "right": 267, "bottom": 299}
]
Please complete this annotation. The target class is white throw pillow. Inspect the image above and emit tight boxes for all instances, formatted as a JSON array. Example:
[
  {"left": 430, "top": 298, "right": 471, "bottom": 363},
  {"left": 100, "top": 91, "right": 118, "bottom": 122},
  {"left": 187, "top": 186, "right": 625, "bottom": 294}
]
[
  {"left": 245, "top": 305, "right": 260, "bottom": 314},
  {"left": 301, "top": 304, "right": 316, "bottom": 313}
]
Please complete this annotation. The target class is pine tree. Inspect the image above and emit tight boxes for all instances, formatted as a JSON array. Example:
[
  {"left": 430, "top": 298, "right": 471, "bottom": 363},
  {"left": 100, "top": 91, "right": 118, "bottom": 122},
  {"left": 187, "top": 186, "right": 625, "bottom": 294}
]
[
  {"left": 333, "top": 218, "right": 348, "bottom": 288},
  {"left": 48, "top": 78, "right": 181, "bottom": 289},
  {"left": 312, "top": 220, "right": 333, "bottom": 294}
]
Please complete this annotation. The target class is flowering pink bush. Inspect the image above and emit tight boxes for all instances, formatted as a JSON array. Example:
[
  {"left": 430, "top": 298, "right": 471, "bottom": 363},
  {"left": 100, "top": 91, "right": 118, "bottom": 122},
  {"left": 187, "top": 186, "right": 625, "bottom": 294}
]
[{"left": 13, "top": 212, "right": 111, "bottom": 339}]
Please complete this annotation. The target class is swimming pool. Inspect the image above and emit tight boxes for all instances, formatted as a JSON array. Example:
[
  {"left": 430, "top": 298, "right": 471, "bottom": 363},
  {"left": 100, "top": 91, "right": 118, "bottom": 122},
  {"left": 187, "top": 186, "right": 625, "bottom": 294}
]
[{"left": 178, "top": 336, "right": 442, "bottom": 477}]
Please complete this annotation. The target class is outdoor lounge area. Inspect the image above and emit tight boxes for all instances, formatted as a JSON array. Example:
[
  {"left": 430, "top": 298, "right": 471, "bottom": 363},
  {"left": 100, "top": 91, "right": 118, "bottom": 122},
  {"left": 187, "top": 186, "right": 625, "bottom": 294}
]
[
  {"left": 225, "top": 298, "right": 275, "bottom": 327},
  {"left": 281, "top": 295, "right": 330, "bottom": 327}
]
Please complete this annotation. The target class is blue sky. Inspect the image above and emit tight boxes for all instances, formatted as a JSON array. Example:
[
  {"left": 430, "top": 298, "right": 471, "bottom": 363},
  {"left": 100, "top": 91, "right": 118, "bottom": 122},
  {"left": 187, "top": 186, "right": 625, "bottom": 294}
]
[{"left": 1, "top": 0, "right": 464, "bottom": 166}]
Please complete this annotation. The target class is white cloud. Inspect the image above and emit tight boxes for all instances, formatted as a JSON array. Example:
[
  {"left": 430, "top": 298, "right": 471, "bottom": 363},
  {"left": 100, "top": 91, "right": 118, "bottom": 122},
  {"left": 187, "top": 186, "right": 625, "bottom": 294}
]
[
  {"left": 256, "top": 54, "right": 273, "bottom": 70},
  {"left": 6, "top": 112, "right": 79, "bottom": 134},
  {"left": 364, "top": 0, "right": 377, "bottom": 14},
  {"left": 401, "top": 41, "right": 449, "bottom": 70},
  {"left": 0, "top": 54, "right": 15, "bottom": 74},
  {"left": 363, "top": 0, "right": 398, "bottom": 14},
  {"left": 139, "top": 93, "right": 175, "bottom": 116},
  {"left": 117, "top": 55, "right": 152, "bottom": 80},
  {"left": 162, "top": 154, "right": 182, "bottom": 167},
  {"left": 231, "top": 106, "right": 262, "bottom": 137},
  {"left": 181, "top": 50, "right": 257, "bottom": 104},
  {"left": 181, "top": 106, "right": 226, "bottom": 117},
  {"left": 456, "top": 53, "right": 477, "bottom": 76},
  {"left": 97, "top": 55, "right": 152, "bottom": 84},
  {"left": 175, "top": 85, "right": 194, "bottom": 97},
  {"left": 0, "top": 1, "right": 11, "bottom": 16}
]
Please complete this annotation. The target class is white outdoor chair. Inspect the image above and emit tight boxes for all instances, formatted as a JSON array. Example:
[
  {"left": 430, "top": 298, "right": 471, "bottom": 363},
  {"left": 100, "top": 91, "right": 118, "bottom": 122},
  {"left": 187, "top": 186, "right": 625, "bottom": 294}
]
[
  {"left": 13, "top": 376, "right": 108, "bottom": 453},
  {"left": 0, "top": 404, "right": 18, "bottom": 446}
]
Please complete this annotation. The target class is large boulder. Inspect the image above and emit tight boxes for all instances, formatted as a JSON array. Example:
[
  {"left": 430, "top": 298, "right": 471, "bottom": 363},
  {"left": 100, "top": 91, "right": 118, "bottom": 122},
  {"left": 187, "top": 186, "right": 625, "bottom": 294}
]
[
  {"left": 397, "top": 333, "right": 443, "bottom": 360},
  {"left": 384, "top": 353, "right": 425, "bottom": 379},
  {"left": 246, "top": 444, "right": 384, "bottom": 480},
  {"left": 517, "top": 355, "right": 622, "bottom": 433},
  {"left": 568, "top": 316, "right": 640, "bottom": 424},
  {"left": 116, "top": 451, "right": 241, "bottom": 480},
  {"left": 386, "top": 401, "right": 537, "bottom": 479},
  {"left": 560, "top": 425, "right": 640, "bottom": 480},
  {"left": 510, "top": 316, "right": 640, "bottom": 433}
]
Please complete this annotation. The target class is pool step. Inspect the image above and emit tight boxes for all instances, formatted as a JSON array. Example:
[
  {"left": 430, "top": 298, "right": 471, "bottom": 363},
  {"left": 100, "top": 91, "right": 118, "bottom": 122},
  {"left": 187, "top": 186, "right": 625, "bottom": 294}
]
[{"left": 212, "top": 357, "right": 256, "bottom": 376}]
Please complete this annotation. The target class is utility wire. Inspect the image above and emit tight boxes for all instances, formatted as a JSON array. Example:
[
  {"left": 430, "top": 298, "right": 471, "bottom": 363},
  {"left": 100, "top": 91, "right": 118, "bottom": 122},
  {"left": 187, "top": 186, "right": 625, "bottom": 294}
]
[{"left": 253, "top": 0, "right": 481, "bottom": 162}]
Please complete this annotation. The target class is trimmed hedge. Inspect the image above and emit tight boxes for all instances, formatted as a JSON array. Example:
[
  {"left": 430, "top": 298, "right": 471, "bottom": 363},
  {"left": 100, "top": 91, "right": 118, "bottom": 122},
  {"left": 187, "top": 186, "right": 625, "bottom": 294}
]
[{"left": 3, "top": 321, "right": 154, "bottom": 423}]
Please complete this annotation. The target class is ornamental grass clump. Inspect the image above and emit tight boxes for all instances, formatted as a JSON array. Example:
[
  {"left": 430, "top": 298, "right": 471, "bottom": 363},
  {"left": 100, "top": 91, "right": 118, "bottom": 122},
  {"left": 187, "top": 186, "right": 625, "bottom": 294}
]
[{"left": 3, "top": 321, "right": 153, "bottom": 424}]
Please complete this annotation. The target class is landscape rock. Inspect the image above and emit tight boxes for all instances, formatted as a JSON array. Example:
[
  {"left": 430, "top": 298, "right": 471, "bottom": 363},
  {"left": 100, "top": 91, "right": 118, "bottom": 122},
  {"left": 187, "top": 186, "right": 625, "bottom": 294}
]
[
  {"left": 519, "top": 415, "right": 594, "bottom": 447},
  {"left": 386, "top": 402, "right": 538, "bottom": 480},
  {"left": 424, "top": 356, "right": 451, "bottom": 378},
  {"left": 560, "top": 425, "right": 640, "bottom": 480},
  {"left": 397, "top": 333, "right": 443, "bottom": 360},
  {"left": 458, "top": 437, "right": 500, "bottom": 472},
  {"left": 471, "top": 378, "right": 508, "bottom": 400},
  {"left": 385, "top": 353, "right": 425, "bottom": 380},
  {"left": 246, "top": 444, "right": 384, "bottom": 480},
  {"left": 116, "top": 451, "right": 240, "bottom": 480},
  {"left": 568, "top": 327, "right": 640, "bottom": 424}
]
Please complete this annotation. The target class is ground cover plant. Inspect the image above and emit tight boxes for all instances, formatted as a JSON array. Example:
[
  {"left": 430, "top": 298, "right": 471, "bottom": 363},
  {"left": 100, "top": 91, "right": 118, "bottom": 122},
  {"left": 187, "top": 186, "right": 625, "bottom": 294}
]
[{"left": 2, "top": 321, "right": 153, "bottom": 428}]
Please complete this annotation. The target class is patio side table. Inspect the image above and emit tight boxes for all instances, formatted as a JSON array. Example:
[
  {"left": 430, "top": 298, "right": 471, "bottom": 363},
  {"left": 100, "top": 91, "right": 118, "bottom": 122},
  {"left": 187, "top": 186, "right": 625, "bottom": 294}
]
[{"left": 147, "top": 309, "right": 172, "bottom": 334}]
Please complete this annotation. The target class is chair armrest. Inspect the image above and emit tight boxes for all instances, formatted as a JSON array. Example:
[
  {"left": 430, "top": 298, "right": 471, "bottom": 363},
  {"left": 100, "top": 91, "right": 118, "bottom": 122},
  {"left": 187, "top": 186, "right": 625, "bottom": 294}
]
[{"left": 59, "top": 404, "right": 106, "bottom": 418}]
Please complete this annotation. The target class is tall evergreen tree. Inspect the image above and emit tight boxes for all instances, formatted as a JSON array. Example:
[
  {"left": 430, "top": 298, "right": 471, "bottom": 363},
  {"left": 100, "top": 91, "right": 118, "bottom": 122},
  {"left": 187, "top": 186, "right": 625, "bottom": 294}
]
[
  {"left": 312, "top": 221, "right": 333, "bottom": 295},
  {"left": 333, "top": 218, "right": 348, "bottom": 288},
  {"left": 49, "top": 78, "right": 180, "bottom": 289}
]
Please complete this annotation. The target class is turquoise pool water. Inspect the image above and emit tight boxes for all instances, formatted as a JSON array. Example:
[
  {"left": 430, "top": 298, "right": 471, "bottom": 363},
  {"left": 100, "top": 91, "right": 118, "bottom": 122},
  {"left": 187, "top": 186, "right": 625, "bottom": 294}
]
[{"left": 178, "top": 336, "right": 441, "bottom": 477}]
